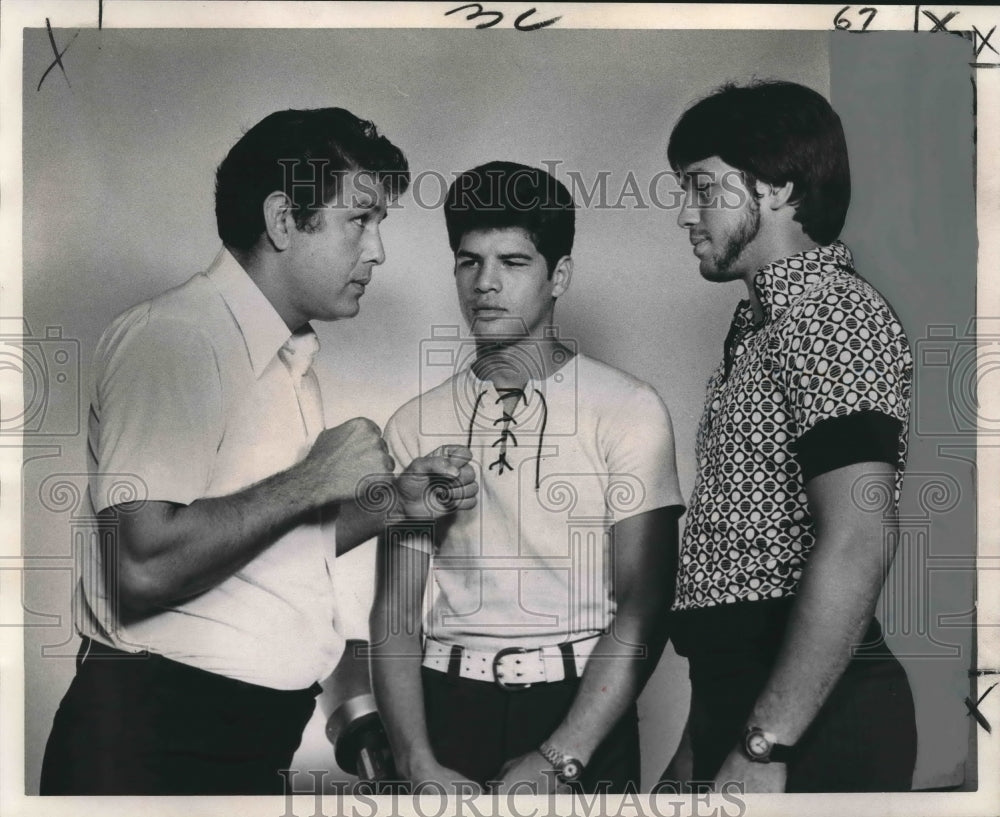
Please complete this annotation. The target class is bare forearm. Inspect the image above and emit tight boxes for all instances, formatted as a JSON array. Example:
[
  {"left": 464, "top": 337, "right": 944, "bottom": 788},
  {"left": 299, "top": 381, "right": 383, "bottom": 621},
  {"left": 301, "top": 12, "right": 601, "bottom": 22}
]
[
  {"left": 548, "top": 610, "right": 669, "bottom": 762},
  {"left": 744, "top": 465, "right": 897, "bottom": 743},
  {"left": 369, "top": 631, "right": 435, "bottom": 779},
  {"left": 545, "top": 507, "right": 677, "bottom": 761},
  {"left": 335, "top": 499, "right": 384, "bottom": 556},
  {"left": 745, "top": 533, "right": 885, "bottom": 742},
  {"left": 117, "top": 417, "right": 401, "bottom": 610},
  {"left": 117, "top": 464, "right": 323, "bottom": 609},
  {"left": 369, "top": 533, "right": 439, "bottom": 780}
]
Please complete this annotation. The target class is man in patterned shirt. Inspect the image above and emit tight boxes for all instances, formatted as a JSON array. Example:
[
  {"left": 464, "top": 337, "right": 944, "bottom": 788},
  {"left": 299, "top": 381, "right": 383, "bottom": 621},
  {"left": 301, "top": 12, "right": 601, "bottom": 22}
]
[{"left": 662, "top": 80, "right": 917, "bottom": 792}]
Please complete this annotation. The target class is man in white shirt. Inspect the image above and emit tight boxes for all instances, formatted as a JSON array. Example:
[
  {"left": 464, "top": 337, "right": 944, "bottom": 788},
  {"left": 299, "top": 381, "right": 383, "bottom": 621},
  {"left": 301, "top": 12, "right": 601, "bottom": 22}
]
[
  {"left": 40, "top": 107, "right": 476, "bottom": 795},
  {"left": 371, "top": 161, "right": 685, "bottom": 793}
]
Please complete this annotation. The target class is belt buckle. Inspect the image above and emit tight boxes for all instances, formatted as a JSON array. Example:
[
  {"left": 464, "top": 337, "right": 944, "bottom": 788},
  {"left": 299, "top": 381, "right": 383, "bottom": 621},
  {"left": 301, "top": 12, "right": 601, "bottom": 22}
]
[{"left": 492, "top": 646, "right": 533, "bottom": 691}]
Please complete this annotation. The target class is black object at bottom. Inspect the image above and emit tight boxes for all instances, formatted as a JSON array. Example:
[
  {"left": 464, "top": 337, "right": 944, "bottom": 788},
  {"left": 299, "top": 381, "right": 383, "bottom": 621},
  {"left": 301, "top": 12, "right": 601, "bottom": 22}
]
[
  {"left": 422, "top": 666, "right": 639, "bottom": 791},
  {"left": 333, "top": 711, "right": 398, "bottom": 780},
  {"left": 40, "top": 637, "right": 319, "bottom": 795}
]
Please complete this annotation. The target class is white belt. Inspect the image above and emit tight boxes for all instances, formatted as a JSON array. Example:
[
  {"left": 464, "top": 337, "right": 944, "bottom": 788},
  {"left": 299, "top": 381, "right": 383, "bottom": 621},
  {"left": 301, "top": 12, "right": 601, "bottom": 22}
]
[{"left": 422, "top": 636, "right": 600, "bottom": 689}]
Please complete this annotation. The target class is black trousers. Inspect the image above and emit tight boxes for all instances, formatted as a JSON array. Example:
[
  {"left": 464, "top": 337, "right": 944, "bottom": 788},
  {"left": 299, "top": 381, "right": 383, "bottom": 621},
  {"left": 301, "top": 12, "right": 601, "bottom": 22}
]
[
  {"left": 40, "top": 638, "right": 320, "bottom": 795},
  {"left": 673, "top": 599, "right": 917, "bottom": 792},
  {"left": 421, "top": 666, "right": 640, "bottom": 791},
  {"left": 688, "top": 653, "right": 916, "bottom": 791}
]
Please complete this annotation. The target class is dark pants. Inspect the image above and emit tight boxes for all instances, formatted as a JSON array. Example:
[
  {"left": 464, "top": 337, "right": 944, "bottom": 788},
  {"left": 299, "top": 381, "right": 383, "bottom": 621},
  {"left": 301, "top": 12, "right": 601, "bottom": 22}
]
[
  {"left": 40, "top": 638, "right": 320, "bottom": 795},
  {"left": 688, "top": 653, "right": 917, "bottom": 791},
  {"left": 673, "top": 599, "right": 917, "bottom": 792},
  {"left": 421, "top": 666, "right": 640, "bottom": 791}
]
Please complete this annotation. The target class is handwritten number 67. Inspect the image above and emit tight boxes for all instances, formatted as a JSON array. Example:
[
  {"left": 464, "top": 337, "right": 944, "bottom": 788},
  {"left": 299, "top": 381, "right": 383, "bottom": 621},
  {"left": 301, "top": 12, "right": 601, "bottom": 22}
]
[{"left": 834, "top": 6, "right": 878, "bottom": 31}]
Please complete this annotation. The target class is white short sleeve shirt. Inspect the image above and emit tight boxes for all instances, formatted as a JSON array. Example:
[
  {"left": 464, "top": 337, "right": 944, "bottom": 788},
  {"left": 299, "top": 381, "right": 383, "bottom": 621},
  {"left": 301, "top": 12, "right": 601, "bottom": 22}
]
[
  {"left": 384, "top": 354, "right": 684, "bottom": 651},
  {"left": 78, "top": 249, "right": 344, "bottom": 690}
]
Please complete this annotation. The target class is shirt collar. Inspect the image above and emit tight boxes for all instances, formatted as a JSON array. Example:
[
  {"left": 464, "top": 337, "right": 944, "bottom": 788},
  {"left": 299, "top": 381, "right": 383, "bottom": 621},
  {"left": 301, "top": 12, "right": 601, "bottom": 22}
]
[
  {"left": 750, "top": 240, "right": 855, "bottom": 324},
  {"left": 466, "top": 368, "right": 535, "bottom": 414},
  {"left": 465, "top": 356, "right": 571, "bottom": 410},
  {"left": 206, "top": 248, "right": 297, "bottom": 378}
]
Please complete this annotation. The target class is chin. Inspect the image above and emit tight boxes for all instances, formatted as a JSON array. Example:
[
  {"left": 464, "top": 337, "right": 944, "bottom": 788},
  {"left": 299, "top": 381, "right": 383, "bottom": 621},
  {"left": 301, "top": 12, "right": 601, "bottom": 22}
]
[
  {"left": 467, "top": 316, "right": 530, "bottom": 338},
  {"left": 700, "top": 261, "right": 742, "bottom": 283},
  {"left": 322, "top": 302, "right": 362, "bottom": 321},
  {"left": 699, "top": 263, "right": 723, "bottom": 281}
]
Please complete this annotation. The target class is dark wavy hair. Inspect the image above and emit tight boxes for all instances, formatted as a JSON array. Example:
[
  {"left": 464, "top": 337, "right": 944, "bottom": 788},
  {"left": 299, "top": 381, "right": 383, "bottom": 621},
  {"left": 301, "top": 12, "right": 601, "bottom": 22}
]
[
  {"left": 668, "top": 80, "right": 851, "bottom": 244},
  {"left": 215, "top": 108, "right": 409, "bottom": 251},
  {"left": 443, "top": 161, "right": 575, "bottom": 277}
]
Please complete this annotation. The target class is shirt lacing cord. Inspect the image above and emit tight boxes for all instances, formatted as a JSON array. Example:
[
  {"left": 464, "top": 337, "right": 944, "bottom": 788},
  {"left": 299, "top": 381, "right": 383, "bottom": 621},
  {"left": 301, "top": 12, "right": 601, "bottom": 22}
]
[{"left": 465, "top": 387, "right": 549, "bottom": 490}]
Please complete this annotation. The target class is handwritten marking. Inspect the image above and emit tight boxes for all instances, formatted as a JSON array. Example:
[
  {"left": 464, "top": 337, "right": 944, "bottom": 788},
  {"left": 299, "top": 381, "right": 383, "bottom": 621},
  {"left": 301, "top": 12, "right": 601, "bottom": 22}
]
[
  {"left": 99, "top": 0, "right": 103, "bottom": 30},
  {"left": 969, "top": 669, "right": 1000, "bottom": 676},
  {"left": 975, "top": 25, "right": 998, "bottom": 58},
  {"left": 964, "top": 682, "right": 998, "bottom": 734},
  {"left": 833, "top": 6, "right": 878, "bottom": 32},
  {"left": 446, "top": 3, "right": 503, "bottom": 29},
  {"left": 445, "top": 3, "right": 560, "bottom": 31},
  {"left": 37, "top": 19, "right": 78, "bottom": 92},
  {"left": 923, "top": 9, "right": 959, "bottom": 33},
  {"left": 513, "top": 8, "right": 561, "bottom": 32}
]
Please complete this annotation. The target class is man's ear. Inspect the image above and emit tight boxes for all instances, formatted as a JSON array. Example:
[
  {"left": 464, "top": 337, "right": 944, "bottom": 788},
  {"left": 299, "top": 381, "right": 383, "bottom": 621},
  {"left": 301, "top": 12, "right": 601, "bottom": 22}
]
[
  {"left": 262, "top": 191, "right": 294, "bottom": 251},
  {"left": 551, "top": 256, "right": 573, "bottom": 298},
  {"left": 757, "top": 179, "right": 797, "bottom": 211}
]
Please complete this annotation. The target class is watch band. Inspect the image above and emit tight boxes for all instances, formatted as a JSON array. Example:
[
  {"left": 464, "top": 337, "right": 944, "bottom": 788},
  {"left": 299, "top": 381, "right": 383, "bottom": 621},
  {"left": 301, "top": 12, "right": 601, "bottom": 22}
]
[
  {"left": 742, "top": 726, "right": 796, "bottom": 764},
  {"left": 537, "top": 741, "right": 586, "bottom": 783}
]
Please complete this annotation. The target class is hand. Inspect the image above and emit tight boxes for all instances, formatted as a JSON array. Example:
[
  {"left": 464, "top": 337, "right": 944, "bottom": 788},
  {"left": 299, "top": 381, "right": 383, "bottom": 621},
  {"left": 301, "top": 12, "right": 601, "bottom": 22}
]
[
  {"left": 496, "top": 751, "right": 571, "bottom": 795},
  {"left": 713, "top": 749, "right": 787, "bottom": 793},
  {"left": 300, "top": 418, "right": 395, "bottom": 506},
  {"left": 395, "top": 445, "right": 478, "bottom": 520}
]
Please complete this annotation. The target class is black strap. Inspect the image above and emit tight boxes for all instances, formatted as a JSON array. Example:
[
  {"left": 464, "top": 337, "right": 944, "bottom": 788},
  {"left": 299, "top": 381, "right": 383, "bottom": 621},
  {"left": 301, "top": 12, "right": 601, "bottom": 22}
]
[
  {"left": 447, "top": 645, "right": 463, "bottom": 679},
  {"left": 769, "top": 742, "right": 797, "bottom": 764},
  {"left": 558, "top": 642, "right": 578, "bottom": 681}
]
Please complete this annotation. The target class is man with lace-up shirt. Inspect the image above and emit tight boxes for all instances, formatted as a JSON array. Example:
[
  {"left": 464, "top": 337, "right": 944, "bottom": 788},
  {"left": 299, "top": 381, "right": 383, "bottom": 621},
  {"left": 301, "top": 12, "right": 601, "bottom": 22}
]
[{"left": 371, "top": 161, "right": 686, "bottom": 793}]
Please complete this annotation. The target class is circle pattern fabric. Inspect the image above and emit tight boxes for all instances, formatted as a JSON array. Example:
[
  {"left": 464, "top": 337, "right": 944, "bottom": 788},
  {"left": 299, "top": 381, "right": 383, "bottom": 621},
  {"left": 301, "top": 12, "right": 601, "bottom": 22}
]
[{"left": 674, "top": 242, "right": 912, "bottom": 611}]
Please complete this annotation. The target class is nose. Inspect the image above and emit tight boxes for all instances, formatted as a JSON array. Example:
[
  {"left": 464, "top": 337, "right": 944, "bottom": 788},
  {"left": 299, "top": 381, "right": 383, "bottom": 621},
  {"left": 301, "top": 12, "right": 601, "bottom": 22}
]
[
  {"left": 364, "top": 224, "right": 385, "bottom": 266},
  {"left": 677, "top": 193, "right": 698, "bottom": 229},
  {"left": 474, "top": 260, "right": 501, "bottom": 293}
]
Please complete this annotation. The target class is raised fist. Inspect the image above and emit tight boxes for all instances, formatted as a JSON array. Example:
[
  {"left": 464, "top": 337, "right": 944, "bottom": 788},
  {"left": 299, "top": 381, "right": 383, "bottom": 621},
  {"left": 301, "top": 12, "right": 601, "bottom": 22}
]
[
  {"left": 301, "top": 418, "right": 395, "bottom": 506},
  {"left": 395, "top": 445, "right": 478, "bottom": 519}
]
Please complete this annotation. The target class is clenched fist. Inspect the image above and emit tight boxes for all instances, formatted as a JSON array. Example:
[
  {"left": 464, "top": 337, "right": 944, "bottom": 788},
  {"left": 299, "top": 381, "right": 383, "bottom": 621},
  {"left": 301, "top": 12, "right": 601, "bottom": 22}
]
[
  {"left": 395, "top": 445, "right": 478, "bottom": 519},
  {"left": 299, "top": 418, "right": 395, "bottom": 507}
]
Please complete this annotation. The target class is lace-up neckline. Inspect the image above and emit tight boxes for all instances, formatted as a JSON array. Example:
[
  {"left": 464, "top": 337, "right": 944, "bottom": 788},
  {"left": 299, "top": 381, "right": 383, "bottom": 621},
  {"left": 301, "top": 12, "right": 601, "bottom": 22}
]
[{"left": 466, "top": 385, "right": 549, "bottom": 490}]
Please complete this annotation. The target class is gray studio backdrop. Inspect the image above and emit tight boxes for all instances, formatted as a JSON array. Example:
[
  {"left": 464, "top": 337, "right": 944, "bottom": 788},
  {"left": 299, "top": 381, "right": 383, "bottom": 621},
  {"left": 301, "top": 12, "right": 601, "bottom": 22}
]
[{"left": 20, "top": 28, "right": 975, "bottom": 792}]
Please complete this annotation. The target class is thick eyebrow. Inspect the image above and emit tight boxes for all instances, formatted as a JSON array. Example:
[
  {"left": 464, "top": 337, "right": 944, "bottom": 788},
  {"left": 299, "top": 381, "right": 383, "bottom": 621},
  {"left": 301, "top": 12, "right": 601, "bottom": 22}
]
[
  {"left": 681, "top": 168, "right": 719, "bottom": 188},
  {"left": 347, "top": 200, "right": 388, "bottom": 221},
  {"left": 456, "top": 250, "right": 533, "bottom": 262}
]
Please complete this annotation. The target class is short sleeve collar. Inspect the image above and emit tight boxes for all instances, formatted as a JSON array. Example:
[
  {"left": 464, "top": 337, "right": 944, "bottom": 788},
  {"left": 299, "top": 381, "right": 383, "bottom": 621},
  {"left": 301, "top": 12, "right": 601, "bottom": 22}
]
[
  {"left": 752, "top": 240, "right": 855, "bottom": 324},
  {"left": 206, "top": 248, "right": 294, "bottom": 377}
]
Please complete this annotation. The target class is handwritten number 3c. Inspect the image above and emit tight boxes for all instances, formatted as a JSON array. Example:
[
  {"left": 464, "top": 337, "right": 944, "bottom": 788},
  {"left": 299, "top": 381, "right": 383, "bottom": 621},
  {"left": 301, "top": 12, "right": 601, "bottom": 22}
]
[{"left": 446, "top": 4, "right": 562, "bottom": 31}]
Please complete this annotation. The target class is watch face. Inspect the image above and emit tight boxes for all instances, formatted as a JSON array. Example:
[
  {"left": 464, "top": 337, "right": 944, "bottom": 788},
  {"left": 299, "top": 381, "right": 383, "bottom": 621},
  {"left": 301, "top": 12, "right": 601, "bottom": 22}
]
[
  {"left": 561, "top": 759, "right": 583, "bottom": 781},
  {"left": 746, "top": 731, "right": 771, "bottom": 759}
]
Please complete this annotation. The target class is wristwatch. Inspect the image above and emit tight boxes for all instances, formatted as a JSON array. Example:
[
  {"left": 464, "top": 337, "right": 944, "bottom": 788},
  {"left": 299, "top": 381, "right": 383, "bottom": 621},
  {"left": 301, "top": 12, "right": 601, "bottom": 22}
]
[
  {"left": 537, "top": 741, "right": 586, "bottom": 783},
  {"left": 742, "top": 726, "right": 796, "bottom": 764}
]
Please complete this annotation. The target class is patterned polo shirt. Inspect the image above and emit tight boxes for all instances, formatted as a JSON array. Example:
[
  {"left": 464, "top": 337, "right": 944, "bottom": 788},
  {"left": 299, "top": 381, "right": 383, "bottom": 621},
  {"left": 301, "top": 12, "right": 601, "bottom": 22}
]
[{"left": 674, "top": 241, "right": 912, "bottom": 611}]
